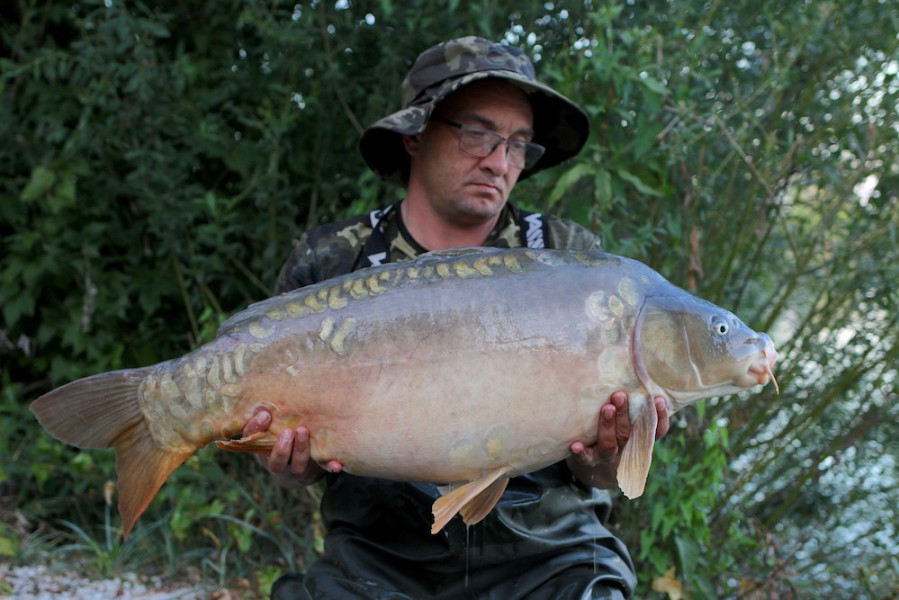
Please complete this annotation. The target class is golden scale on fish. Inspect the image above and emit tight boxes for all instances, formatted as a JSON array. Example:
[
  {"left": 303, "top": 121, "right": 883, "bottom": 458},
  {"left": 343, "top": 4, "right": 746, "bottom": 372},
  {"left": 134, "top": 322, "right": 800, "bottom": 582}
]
[{"left": 31, "top": 248, "right": 778, "bottom": 538}]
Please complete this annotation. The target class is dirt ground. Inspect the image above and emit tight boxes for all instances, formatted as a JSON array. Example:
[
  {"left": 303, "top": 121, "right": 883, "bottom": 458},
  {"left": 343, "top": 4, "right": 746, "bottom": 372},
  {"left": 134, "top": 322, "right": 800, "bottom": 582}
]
[{"left": 0, "top": 563, "right": 211, "bottom": 600}]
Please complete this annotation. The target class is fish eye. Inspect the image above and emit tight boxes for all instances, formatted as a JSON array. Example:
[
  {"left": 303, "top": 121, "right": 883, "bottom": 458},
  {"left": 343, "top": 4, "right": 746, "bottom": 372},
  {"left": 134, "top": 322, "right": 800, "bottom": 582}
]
[{"left": 712, "top": 318, "right": 729, "bottom": 336}]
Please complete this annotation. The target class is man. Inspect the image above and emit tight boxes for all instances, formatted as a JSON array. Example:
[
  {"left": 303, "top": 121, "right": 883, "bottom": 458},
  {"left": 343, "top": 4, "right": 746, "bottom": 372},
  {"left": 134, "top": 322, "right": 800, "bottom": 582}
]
[{"left": 245, "top": 37, "right": 669, "bottom": 599}]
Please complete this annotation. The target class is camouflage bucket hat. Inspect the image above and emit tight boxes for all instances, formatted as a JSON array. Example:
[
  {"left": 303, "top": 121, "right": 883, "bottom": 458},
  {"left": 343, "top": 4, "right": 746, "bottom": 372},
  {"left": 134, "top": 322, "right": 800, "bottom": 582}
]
[{"left": 359, "top": 36, "right": 590, "bottom": 184}]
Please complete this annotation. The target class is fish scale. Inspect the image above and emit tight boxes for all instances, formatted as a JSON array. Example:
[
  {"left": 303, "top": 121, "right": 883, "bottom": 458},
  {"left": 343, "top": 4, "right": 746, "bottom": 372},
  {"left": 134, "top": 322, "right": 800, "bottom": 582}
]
[{"left": 30, "top": 247, "right": 778, "bottom": 538}]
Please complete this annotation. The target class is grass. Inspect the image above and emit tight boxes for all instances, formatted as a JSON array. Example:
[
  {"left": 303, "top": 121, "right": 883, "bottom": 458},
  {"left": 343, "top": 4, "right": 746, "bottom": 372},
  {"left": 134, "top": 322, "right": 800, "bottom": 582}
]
[{"left": 6, "top": 449, "right": 325, "bottom": 599}]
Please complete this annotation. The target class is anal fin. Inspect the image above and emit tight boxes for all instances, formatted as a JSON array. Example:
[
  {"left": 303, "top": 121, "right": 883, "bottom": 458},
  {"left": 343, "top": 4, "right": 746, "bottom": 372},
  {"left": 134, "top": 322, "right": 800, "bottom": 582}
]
[
  {"left": 459, "top": 477, "right": 509, "bottom": 526},
  {"left": 431, "top": 467, "right": 509, "bottom": 534},
  {"left": 617, "top": 397, "right": 659, "bottom": 499}
]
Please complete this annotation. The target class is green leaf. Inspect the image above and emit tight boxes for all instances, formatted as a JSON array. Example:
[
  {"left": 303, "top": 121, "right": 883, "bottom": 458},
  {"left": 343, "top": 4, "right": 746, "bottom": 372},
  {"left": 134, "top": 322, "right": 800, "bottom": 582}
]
[
  {"left": 49, "top": 174, "right": 77, "bottom": 211},
  {"left": 639, "top": 74, "right": 669, "bottom": 96},
  {"left": 548, "top": 163, "right": 594, "bottom": 206},
  {"left": 21, "top": 166, "right": 56, "bottom": 202},
  {"left": 592, "top": 168, "right": 613, "bottom": 205},
  {"left": 614, "top": 168, "right": 662, "bottom": 197},
  {"left": 675, "top": 535, "right": 700, "bottom": 580},
  {"left": 197, "top": 498, "right": 225, "bottom": 518},
  {"left": 0, "top": 535, "right": 16, "bottom": 557}
]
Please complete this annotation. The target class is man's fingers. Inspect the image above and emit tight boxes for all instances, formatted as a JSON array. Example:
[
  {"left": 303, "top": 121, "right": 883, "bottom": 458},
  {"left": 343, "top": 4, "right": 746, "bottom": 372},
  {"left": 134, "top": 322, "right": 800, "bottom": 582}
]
[
  {"left": 289, "top": 427, "right": 311, "bottom": 474},
  {"left": 654, "top": 396, "right": 670, "bottom": 440},
  {"left": 611, "top": 391, "right": 631, "bottom": 447},
  {"left": 243, "top": 409, "right": 271, "bottom": 436},
  {"left": 265, "top": 428, "right": 295, "bottom": 474},
  {"left": 595, "top": 402, "right": 620, "bottom": 457},
  {"left": 323, "top": 460, "right": 344, "bottom": 473}
]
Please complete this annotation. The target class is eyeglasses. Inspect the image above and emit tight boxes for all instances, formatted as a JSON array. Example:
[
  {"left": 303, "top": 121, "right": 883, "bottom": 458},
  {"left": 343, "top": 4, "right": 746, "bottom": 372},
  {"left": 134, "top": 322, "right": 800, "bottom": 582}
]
[{"left": 430, "top": 115, "right": 546, "bottom": 170}]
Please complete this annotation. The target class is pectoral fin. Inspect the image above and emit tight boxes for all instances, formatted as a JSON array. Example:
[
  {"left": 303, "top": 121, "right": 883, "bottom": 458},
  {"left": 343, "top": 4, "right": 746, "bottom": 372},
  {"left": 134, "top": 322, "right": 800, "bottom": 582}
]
[
  {"left": 431, "top": 467, "right": 509, "bottom": 534},
  {"left": 617, "top": 398, "right": 659, "bottom": 499},
  {"left": 215, "top": 431, "right": 278, "bottom": 455}
]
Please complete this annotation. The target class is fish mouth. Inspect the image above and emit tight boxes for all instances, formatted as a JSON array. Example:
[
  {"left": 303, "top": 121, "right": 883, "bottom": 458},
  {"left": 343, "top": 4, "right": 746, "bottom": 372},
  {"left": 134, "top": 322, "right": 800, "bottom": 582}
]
[
  {"left": 748, "top": 343, "right": 779, "bottom": 393},
  {"left": 748, "top": 364, "right": 779, "bottom": 393}
]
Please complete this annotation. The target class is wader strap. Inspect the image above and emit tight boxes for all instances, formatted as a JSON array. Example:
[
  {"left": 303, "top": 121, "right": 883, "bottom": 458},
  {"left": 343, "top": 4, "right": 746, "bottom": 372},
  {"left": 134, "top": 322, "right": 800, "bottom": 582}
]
[
  {"left": 353, "top": 205, "right": 395, "bottom": 270},
  {"left": 519, "top": 209, "right": 547, "bottom": 249}
]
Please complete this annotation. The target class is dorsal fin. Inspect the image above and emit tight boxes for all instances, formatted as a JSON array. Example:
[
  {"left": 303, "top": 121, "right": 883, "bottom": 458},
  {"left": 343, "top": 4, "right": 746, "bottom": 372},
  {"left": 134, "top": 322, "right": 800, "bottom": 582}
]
[{"left": 417, "top": 246, "right": 507, "bottom": 261}]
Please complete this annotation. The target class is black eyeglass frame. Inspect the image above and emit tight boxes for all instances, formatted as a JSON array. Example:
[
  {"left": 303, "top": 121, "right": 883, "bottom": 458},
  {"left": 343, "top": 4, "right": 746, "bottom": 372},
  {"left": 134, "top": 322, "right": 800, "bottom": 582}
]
[{"left": 430, "top": 115, "right": 546, "bottom": 170}]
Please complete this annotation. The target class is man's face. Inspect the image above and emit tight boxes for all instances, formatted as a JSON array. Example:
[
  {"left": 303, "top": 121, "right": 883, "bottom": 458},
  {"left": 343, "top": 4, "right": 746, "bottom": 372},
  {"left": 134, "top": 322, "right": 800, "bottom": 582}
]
[{"left": 404, "top": 79, "right": 535, "bottom": 227}]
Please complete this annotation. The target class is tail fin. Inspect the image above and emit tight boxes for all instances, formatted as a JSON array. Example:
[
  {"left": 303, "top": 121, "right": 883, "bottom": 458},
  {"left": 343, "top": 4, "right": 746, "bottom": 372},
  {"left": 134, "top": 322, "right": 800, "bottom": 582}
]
[
  {"left": 113, "top": 418, "right": 192, "bottom": 538},
  {"left": 616, "top": 397, "right": 659, "bottom": 499},
  {"left": 30, "top": 368, "right": 193, "bottom": 539}
]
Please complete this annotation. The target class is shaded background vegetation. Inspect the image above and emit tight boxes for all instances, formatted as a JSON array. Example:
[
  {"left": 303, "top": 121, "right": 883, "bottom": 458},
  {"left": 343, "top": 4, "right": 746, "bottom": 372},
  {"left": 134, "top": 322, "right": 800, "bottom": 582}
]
[{"left": 2, "top": 0, "right": 897, "bottom": 597}]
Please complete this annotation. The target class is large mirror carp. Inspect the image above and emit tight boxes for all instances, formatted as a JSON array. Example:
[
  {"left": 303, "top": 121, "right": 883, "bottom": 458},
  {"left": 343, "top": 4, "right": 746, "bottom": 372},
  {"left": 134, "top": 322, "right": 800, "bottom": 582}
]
[{"left": 31, "top": 248, "right": 778, "bottom": 537}]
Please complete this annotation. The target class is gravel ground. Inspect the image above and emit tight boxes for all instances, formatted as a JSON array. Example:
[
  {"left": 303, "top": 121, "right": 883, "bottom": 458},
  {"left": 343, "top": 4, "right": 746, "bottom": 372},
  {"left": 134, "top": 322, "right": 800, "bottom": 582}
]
[{"left": 0, "top": 564, "right": 210, "bottom": 599}]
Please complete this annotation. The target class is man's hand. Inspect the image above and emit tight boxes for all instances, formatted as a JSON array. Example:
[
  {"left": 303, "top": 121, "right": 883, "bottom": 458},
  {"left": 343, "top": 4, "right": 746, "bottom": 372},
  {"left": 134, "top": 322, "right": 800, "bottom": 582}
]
[
  {"left": 243, "top": 409, "right": 342, "bottom": 488},
  {"left": 566, "top": 391, "right": 670, "bottom": 489}
]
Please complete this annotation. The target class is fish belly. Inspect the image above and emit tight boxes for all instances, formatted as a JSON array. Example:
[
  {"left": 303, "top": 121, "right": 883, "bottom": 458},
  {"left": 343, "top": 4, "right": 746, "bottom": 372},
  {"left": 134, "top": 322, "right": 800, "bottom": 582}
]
[{"left": 237, "top": 292, "right": 632, "bottom": 484}]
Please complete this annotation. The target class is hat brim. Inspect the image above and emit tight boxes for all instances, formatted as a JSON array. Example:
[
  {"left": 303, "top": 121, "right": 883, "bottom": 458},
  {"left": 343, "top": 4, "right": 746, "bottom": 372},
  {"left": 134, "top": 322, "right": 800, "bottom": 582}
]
[{"left": 359, "top": 70, "right": 590, "bottom": 185}]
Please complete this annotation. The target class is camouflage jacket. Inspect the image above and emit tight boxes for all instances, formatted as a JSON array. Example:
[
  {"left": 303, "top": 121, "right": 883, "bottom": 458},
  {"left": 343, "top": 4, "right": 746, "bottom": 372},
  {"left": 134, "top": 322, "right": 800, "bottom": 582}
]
[{"left": 275, "top": 202, "right": 602, "bottom": 293}]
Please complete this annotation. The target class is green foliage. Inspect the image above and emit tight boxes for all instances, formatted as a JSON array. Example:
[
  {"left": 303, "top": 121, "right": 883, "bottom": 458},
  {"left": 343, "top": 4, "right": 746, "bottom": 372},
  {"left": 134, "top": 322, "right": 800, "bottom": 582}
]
[
  {"left": 0, "top": 523, "right": 16, "bottom": 558},
  {"left": 2, "top": 0, "right": 897, "bottom": 596}
]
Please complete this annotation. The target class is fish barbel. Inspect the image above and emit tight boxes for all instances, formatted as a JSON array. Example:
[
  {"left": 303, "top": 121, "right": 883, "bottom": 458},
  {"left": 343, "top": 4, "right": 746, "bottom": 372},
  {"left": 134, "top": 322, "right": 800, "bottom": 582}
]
[{"left": 30, "top": 248, "right": 778, "bottom": 538}]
